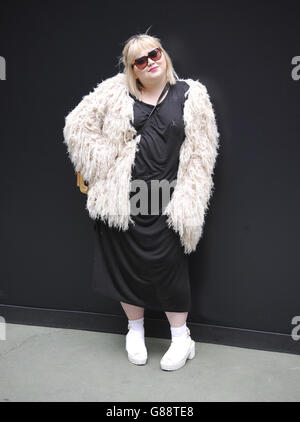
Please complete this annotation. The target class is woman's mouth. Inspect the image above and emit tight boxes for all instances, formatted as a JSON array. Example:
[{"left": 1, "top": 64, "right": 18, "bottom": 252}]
[{"left": 149, "top": 66, "right": 159, "bottom": 72}]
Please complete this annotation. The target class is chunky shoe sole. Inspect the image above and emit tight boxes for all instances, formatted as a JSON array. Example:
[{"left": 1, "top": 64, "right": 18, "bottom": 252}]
[
  {"left": 126, "top": 349, "right": 148, "bottom": 365},
  {"left": 160, "top": 339, "right": 195, "bottom": 371}
]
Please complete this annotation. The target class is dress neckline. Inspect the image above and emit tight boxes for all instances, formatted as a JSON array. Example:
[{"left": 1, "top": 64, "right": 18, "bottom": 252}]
[{"left": 130, "top": 83, "right": 173, "bottom": 107}]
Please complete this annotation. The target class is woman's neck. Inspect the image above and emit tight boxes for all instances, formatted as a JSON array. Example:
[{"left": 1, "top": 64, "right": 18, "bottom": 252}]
[{"left": 139, "top": 77, "right": 168, "bottom": 102}]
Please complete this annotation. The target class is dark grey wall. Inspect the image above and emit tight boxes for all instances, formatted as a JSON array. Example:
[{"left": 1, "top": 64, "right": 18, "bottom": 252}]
[{"left": 1, "top": 0, "right": 299, "bottom": 353}]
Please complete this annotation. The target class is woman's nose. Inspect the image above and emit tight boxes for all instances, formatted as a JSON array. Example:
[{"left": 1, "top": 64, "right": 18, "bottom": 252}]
[{"left": 148, "top": 58, "right": 155, "bottom": 65}]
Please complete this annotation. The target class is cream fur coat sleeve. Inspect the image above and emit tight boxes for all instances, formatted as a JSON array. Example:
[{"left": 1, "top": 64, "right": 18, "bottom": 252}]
[
  {"left": 63, "top": 78, "right": 114, "bottom": 183},
  {"left": 63, "top": 73, "right": 220, "bottom": 254},
  {"left": 162, "top": 81, "right": 220, "bottom": 253}
]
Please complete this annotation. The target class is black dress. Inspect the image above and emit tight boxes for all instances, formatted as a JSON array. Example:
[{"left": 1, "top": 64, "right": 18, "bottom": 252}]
[{"left": 91, "top": 80, "right": 192, "bottom": 312}]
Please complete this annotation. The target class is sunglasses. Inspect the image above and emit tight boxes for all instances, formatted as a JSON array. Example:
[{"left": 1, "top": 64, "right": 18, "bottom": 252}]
[{"left": 131, "top": 47, "right": 162, "bottom": 70}]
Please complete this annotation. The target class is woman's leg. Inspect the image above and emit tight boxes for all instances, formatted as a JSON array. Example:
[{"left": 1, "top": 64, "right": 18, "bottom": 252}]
[
  {"left": 165, "top": 311, "right": 188, "bottom": 328},
  {"left": 120, "top": 301, "right": 144, "bottom": 320},
  {"left": 121, "top": 302, "right": 147, "bottom": 365},
  {"left": 161, "top": 311, "right": 194, "bottom": 370}
]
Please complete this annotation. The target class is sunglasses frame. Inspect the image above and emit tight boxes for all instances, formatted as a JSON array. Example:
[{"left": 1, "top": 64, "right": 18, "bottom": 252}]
[{"left": 131, "top": 47, "right": 162, "bottom": 70}]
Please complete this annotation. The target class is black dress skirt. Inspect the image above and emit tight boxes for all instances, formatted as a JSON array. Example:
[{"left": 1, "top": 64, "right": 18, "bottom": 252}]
[{"left": 91, "top": 80, "right": 192, "bottom": 312}]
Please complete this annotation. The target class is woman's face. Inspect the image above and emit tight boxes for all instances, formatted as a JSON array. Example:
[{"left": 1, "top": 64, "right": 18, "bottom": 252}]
[{"left": 132, "top": 45, "right": 167, "bottom": 87}]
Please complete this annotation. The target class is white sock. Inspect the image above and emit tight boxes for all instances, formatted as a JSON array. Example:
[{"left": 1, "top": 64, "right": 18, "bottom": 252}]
[
  {"left": 170, "top": 322, "right": 188, "bottom": 339},
  {"left": 128, "top": 317, "right": 144, "bottom": 338}
]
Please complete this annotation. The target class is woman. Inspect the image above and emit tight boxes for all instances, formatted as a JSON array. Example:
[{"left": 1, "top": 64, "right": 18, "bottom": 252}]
[{"left": 63, "top": 33, "right": 220, "bottom": 371}]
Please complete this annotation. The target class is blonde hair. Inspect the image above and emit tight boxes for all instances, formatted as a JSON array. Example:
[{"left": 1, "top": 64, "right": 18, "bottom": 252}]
[{"left": 118, "top": 32, "right": 180, "bottom": 100}]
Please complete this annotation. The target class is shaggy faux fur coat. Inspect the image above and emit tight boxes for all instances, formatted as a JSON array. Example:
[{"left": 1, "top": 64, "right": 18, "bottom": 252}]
[{"left": 63, "top": 72, "right": 220, "bottom": 254}]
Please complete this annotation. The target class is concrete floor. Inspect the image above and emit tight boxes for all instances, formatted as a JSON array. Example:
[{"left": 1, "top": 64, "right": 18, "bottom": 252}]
[{"left": 0, "top": 323, "right": 300, "bottom": 402}]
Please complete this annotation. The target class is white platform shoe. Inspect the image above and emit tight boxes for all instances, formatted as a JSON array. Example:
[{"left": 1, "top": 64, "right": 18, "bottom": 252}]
[
  {"left": 160, "top": 327, "right": 195, "bottom": 371},
  {"left": 125, "top": 324, "right": 148, "bottom": 365}
]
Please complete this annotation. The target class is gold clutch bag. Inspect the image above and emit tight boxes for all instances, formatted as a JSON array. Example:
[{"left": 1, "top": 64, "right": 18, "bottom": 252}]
[{"left": 76, "top": 172, "right": 89, "bottom": 194}]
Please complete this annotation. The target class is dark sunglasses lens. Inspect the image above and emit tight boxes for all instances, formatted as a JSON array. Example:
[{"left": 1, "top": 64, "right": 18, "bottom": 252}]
[
  {"left": 135, "top": 57, "right": 148, "bottom": 69},
  {"left": 149, "top": 48, "right": 161, "bottom": 60}
]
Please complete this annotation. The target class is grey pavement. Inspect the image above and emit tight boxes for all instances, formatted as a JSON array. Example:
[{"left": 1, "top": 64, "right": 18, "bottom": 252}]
[{"left": 0, "top": 323, "right": 299, "bottom": 402}]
